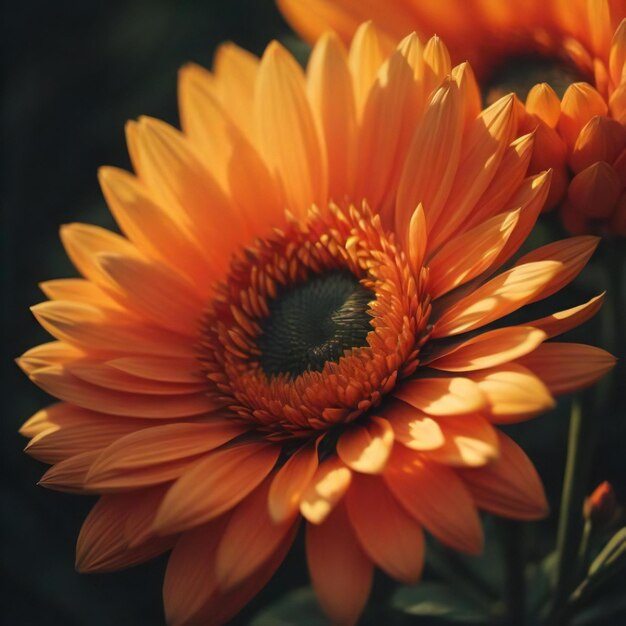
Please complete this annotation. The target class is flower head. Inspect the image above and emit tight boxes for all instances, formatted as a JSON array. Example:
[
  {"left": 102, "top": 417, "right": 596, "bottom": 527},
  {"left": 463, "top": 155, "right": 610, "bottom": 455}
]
[
  {"left": 278, "top": 0, "right": 626, "bottom": 236},
  {"left": 20, "top": 25, "right": 614, "bottom": 626}
]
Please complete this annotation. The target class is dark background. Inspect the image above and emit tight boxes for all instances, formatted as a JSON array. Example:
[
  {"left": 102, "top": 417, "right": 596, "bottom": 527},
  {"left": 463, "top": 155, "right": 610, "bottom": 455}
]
[{"left": 2, "top": 1, "right": 624, "bottom": 625}]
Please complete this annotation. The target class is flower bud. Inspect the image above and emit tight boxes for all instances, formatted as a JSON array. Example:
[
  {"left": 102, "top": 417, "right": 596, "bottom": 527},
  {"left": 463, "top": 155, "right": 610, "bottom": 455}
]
[{"left": 583, "top": 481, "right": 616, "bottom": 526}]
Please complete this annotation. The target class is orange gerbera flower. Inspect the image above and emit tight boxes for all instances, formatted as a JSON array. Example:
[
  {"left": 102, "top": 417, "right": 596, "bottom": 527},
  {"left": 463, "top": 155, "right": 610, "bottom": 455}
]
[
  {"left": 20, "top": 25, "right": 614, "bottom": 626},
  {"left": 278, "top": 0, "right": 626, "bottom": 235}
]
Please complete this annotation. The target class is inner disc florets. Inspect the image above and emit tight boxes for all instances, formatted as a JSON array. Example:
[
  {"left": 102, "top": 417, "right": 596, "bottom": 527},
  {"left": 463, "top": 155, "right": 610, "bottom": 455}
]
[
  {"left": 257, "top": 270, "right": 374, "bottom": 378},
  {"left": 199, "top": 204, "right": 431, "bottom": 440}
]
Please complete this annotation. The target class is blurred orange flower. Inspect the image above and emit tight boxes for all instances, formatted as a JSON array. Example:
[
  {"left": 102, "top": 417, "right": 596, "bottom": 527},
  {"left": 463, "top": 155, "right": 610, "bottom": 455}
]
[
  {"left": 20, "top": 25, "right": 614, "bottom": 626},
  {"left": 278, "top": 0, "right": 626, "bottom": 235}
]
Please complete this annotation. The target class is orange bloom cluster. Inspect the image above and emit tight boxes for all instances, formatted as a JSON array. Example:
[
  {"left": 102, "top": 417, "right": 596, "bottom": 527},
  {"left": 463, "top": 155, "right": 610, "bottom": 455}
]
[
  {"left": 278, "top": 0, "right": 626, "bottom": 235},
  {"left": 20, "top": 24, "right": 614, "bottom": 626}
]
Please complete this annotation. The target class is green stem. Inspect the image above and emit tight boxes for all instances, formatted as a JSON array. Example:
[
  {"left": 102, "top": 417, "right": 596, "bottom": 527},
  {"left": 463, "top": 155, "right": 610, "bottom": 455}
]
[
  {"left": 575, "top": 519, "right": 593, "bottom": 584},
  {"left": 550, "top": 398, "right": 593, "bottom": 624},
  {"left": 501, "top": 519, "right": 525, "bottom": 626}
]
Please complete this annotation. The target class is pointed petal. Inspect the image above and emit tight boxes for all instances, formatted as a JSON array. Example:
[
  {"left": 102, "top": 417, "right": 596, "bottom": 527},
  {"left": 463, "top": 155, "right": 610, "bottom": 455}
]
[
  {"left": 268, "top": 442, "right": 319, "bottom": 523},
  {"left": 163, "top": 517, "right": 229, "bottom": 626},
  {"left": 300, "top": 455, "right": 352, "bottom": 524},
  {"left": 396, "top": 80, "right": 463, "bottom": 240},
  {"left": 336, "top": 416, "right": 394, "bottom": 474},
  {"left": 306, "top": 503, "right": 373, "bottom": 626},
  {"left": 153, "top": 443, "right": 279, "bottom": 535},
  {"left": 526, "top": 293, "right": 605, "bottom": 339},
  {"left": 84, "top": 421, "right": 246, "bottom": 491},
  {"left": 307, "top": 32, "right": 356, "bottom": 200},
  {"left": 384, "top": 446, "right": 483, "bottom": 554},
  {"left": 467, "top": 364, "right": 555, "bottom": 422},
  {"left": 76, "top": 492, "right": 172, "bottom": 573},
  {"left": 513, "top": 236, "right": 600, "bottom": 300},
  {"left": 459, "top": 432, "right": 548, "bottom": 520},
  {"left": 428, "top": 208, "right": 520, "bottom": 299},
  {"left": 29, "top": 366, "right": 215, "bottom": 418},
  {"left": 516, "top": 343, "right": 616, "bottom": 395},
  {"left": 394, "top": 377, "right": 486, "bottom": 416},
  {"left": 216, "top": 480, "right": 299, "bottom": 590},
  {"left": 39, "top": 450, "right": 99, "bottom": 493},
  {"left": 256, "top": 41, "right": 326, "bottom": 218},
  {"left": 431, "top": 260, "right": 563, "bottom": 338},
  {"left": 429, "top": 326, "right": 547, "bottom": 372},
  {"left": 346, "top": 474, "right": 424, "bottom": 583}
]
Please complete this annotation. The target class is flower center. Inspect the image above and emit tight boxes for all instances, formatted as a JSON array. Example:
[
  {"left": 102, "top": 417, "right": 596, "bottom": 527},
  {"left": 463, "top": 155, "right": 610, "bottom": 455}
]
[
  {"left": 485, "top": 53, "right": 587, "bottom": 103},
  {"left": 257, "top": 270, "right": 374, "bottom": 378}
]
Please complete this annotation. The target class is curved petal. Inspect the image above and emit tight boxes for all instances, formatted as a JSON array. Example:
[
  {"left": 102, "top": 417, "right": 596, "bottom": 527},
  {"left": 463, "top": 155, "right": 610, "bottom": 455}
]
[
  {"left": 306, "top": 502, "right": 373, "bottom": 626},
  {"left": 346, "top": 474, "right": 424, "bottom": 583},
  {"left": 459, "top": 432, "right": 548, "bottom": 520},
  {"left": 153, "top": 443, "right": 279, "bottom": 535},
  {"left": 393, "top": 377, "right": 487, "bottom": 416},
  {"left": 384, "top": 446, "right": 483, "bottom": 554},
  {"left": 216, "top": 479, "right": 299, "bottom": 590},
  {"left": 336, "top": 416, "right": 394, "bottom": 474},
  {"left": 300, "top": 455, "right": 352, "bottom": 524}
]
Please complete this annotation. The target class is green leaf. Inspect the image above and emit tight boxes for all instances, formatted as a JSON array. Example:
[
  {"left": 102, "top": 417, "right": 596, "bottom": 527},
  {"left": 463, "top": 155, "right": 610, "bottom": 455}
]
[
  {"left": 249, "top": 587, "right": 327, "bottom": 626},
  {"left": 587, "top": 526, "right": 626, "bottom": 578},
  {"left": 392, "top": 582, "right": 490, "bottom": 623}
]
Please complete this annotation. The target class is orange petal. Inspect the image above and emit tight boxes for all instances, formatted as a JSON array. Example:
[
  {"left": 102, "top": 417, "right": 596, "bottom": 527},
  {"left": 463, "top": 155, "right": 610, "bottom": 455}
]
[
  {"left": 66, "top": 361, "right": 204, "bottom": 395},
  {"left": 255, "top": 41, "right": 326, "bottom": 218},
  {"left": 467, "top": 364, "right": 555, "bottom": 422},
  {"left": 216, "top": 480, "right": 299, "bottom": 590},
  {"left": 84, "top": 421, "right": 245, "bottom": 491},
  {"left": 40, "top": 277, "right": 123, "bottom": 311},
  {"left": 459, "top": 432, "right": 548, "bottom": 520},
  {"left": 514, "top": 236, "right": 600, "bottom": 300},
  {"left": 526, "top": 83, "right": 561, "bottom": 127},
  {"left": 525, "top": 293, "right": 605, "bottom": 339},
  {"left": 163, "top": 517, "right": 229, "bottom": 626},
  {"left": 300, "top": 455, "right": 352, "bottom": 524},
  {"left": 19, "top": 402, "right": 94, "bottom": 439},
  {"left": 336, "top": 416, "right": 394, "bottom": 474},
  {"left": 354, "top": 43, "right": 422, "bottom": 213},
  {"left": 95, "top": 252, "right": 203, "bottom": 335},
  {"left": 396, "top": 79, "right": 463, "bottom": 239},
  {"left": 153, "top": 443, "right": 279, "bottom": 535},
  {"left": 107, "top": 356, "right": 204, "bottom": 384},
  {"left": 268, "top": 442, "right": 319, "bottom": 523},
  {"left": 306, "top": 502, "right": 373, "bottom": 626},
  {"left": 76, "top": 492, "right": 173, "bottom": 573},
  {"left": 38, "top": 450, "right": 99, "bottom": 493},
  {"left": 432, "top": 260, "right": 563, "bottom": 338},
  {"left": 131, "top": 117, "right": 243, "bottom": 277},
  {"left": 558, "top": 82, "right": 608, "bottom": 149},
  {"left": 385, "top": 400, "right": 445, "bottom": 451},
  {"left": 29, "top": 365, "right": 215, "bottom": 418},
  {"left": 394, "top": 377, "right": 486, "bottom": 416},
  {"left": 307, "top": 32, "right": 356, "bottom": 200},
  {"left": 428, "top": 94, "right": 517, "bottom": 250},
  {"left": 32, "top": 300, "right": 195, "bottom": 357},
  {"left": 98, "top": 167, "right": 208, "bottom": 286},
  {"left": 427, "top": 208, "right": 520, "bottom": 299},
  {"left": 212, "top": 42, "right": 260, "bottom": 140},
  {"left": 465, "top": 132, "right": 535, "bottom": 229},
  {"left": 60, "top": 223, "right": 138, "bottom": 288},
  {"left": 609, "top": 18, "right": 626, "bottom": 87},
  {"left": 567, "top": 161, "right": 622, "bottom": 219},
  {"left": 346, "top": 474, "right": 424, "bottom": 583},
  {"left": 384, "top": 446, "right": 483, "bottom": 554},
  {"left": 570, "top": 116, "right": 626, "bottom": 173},
  {"left": 406, "top": 203, "right": 427, "bottom": 275},
  {"left": 516, "top": 343, "right": 616, "bottom": 395},
  {"left": 429, "top": 326, "right": 547, "bottom": 372},
  {"left": 25, "top": 415, "right": 146, "bottom": 464},
  {"left": 17, "top": 341, "right": 84, "bottom": 374}
]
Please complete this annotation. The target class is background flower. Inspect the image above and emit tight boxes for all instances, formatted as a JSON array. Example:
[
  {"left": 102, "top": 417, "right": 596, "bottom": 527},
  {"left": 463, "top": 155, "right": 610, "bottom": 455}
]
[{"left": 277, "top": 0, "right": 626, "bottom": 236}]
